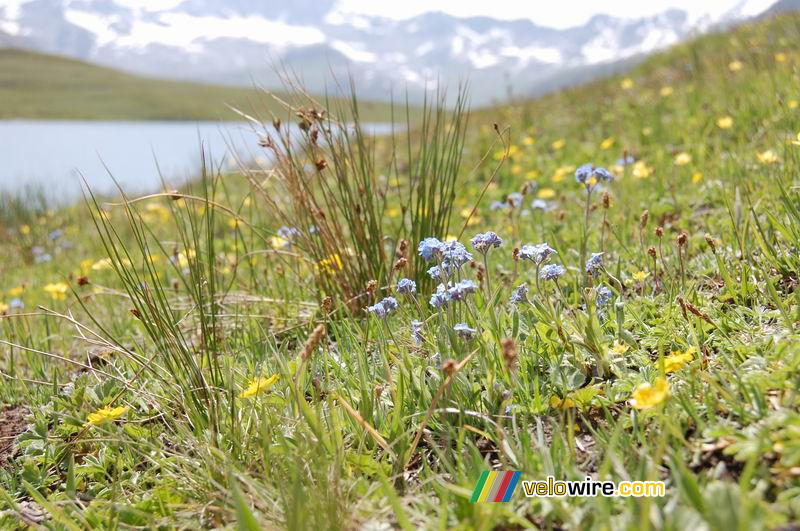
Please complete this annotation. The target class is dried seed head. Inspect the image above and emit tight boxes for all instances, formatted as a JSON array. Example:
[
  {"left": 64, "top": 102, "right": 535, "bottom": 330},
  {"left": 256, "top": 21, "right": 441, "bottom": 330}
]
[
  {"left": 130, "top": 308, "right": 141, "bottom": 319},
  {"left": 302, "top": 324, "right": 326, "bottom": 362},
  {"left": 321, "top": 296, "right": 333, "bottom": 313},
  {"left": 602, "top": 191, "right": 610, "bottom": 209},
  {"left": 315, "top": 159, "right": 327, "bottom": 171},
  {"left": 501, "top": 338, "right": 518, "bottom": 373},
  {"left": 476, "top": 264, "right": 485, "bottom": 283},
  {"left": 640, "top": 210, "right": 649, "bottom": 229},
  {"left": 366, "top": 280, "right": 378, "bottom": 293},
  {"left": 397, "top": 239, "right": 408, "bottom": 257},
  {"left": 77, "top": 276, "right": 89, "bottom": 286},
  {"left": 704, "top": 233, "right": 717, "bottom": 253},
  {"left": 393, "top": 257, "right": 407, "bottom": 271},
  {"left": 512, "top": 247, "right": 520, "bottom": 261},
  {"left": 557, "top": 211, "right": 566, "bottom": 222},
  {"left": 257, "top": 135, "right": 274, "bottom": 149},
  {"left": 677, "top": 232, "right": 688, "bottom": 247},
  {"left": 647, "top": 246, "right": 657, "bottom": 258},
  {"left": 655, "top": 226, "right": 664, "bottom": 237},
  {"left": 272, "top": 118, "right": 281, "bottom": 131},
  {"left": 442, "top": 359, "right": 456, "bottom": 377}
]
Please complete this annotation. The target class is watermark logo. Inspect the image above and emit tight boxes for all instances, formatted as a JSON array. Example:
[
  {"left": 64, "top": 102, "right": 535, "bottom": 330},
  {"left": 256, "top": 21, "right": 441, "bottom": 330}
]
[{"left": 469, "top": 471, "right": 521, "bottom": 503}]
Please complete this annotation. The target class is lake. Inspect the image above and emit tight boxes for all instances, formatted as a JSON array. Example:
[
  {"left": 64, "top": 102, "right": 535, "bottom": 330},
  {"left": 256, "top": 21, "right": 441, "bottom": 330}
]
[{"left": 0, "top": 120, "right": 392, "bottom": 203}]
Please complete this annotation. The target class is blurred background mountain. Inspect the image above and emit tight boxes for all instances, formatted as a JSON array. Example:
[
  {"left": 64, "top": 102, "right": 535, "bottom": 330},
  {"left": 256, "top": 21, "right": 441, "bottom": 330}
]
[{"left": 1, "top": 0, "right": 795, "bottom": 105}]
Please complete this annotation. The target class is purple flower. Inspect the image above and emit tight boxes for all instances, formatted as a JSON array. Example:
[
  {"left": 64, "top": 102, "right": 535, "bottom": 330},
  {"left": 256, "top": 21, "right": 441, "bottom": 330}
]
[
  {"left": 427, "top": 263, "right": 452, "bottom": 281},
  {"left": 491, "top": 201, "right": 508, "bottom": 211},
  {"left": 575, "top": 164, "right": 613, "bottom": 190},
  {"left": 411, "top": 320, "right": 423, "bottom": 346},
  {"left": 448, "top": 280, "right": 478, "bottom": 301},
  {"left": 595, "top": 286, "right": 612, "bottom": 307},
  {"left": 9, "top": 298, "right": 23, "bottom": 309},
  {"left": 429, "top": 284, "right": 450, "bottom": 309},
  {"left": 440, "top": 240, "right": 473, "bottom": 268},
  {"left": 470, "top": 231, "right": 503, "bottom": 254},
  {"left": 519, "top": 243, "right": 557, "bottom": 264},
  {"left": 539, "top": 264, "right": 566, "bottom": 281},
  {"left": 396, "top": 278, "right": 417, "bottom": 295},
  {"left": 454, "top": 323, "right": 477, "bottom": 338},
  {"left": 277, "top": 226, "right": 301, "bottom": 241},
  {"left": 507, "top": 192, "right": 524, "bottom": 208},
  {"left": 585, "top": 252, "right": 604, "bottom": 275}
]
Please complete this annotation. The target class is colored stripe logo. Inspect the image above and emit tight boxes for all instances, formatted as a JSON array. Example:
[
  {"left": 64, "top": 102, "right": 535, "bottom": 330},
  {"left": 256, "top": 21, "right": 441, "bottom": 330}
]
[{"left": 469, "top": 471, "right": 521, "bottom": 502}]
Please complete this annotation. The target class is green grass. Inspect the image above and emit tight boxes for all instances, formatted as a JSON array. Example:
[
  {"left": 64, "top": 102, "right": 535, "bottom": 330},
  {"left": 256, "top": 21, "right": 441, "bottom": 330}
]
[
  {"left": 0, "top": 48, "right": 403, "bottom": 122},
  {"left": 1, "top": 13, "right": 800, "bottom": 530}
]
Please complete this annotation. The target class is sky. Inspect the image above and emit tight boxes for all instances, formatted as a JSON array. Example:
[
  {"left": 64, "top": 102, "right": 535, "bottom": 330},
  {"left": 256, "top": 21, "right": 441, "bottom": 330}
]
[{"left": 331, "top": 0, "right": 775, "bottom": 28}]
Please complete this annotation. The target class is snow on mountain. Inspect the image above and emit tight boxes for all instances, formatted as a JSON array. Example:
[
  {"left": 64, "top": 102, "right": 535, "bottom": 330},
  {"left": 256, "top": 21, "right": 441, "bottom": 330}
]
[{"left": 0, "top": 0, "right": 789, "bottom": 104}]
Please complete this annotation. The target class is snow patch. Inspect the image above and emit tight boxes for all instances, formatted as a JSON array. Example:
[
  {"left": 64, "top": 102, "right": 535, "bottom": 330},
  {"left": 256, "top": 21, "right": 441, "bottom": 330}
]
[{"left": 330, "top": 40, "right": 377, "bottom": 62}]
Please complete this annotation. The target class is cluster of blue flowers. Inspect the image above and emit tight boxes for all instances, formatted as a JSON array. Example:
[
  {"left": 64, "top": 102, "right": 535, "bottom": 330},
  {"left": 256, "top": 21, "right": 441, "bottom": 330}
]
[
  {"left": 519, "top": 243, "right": 556, "bottom": 264},
  {"left": 367, "top": 296, "right": 398, "bottom": 319},
  {"left": 575, "top": 163, "right": 613, "bottom": 191}
]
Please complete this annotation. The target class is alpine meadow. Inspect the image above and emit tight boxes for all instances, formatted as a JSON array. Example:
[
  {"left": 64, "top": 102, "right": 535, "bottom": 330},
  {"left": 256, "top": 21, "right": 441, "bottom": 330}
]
[{"left": 1, "top": 9, "right": 800, "bottom": 531}]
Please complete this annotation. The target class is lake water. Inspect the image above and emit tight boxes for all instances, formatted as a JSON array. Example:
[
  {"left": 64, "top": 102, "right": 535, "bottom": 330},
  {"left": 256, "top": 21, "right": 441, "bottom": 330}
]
[{"left": 0, "top": 120, "right": 392, "bottom": 203}]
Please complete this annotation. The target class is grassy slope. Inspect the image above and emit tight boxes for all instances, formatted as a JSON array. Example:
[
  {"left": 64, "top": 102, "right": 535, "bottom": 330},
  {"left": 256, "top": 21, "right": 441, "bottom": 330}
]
[
  {"left": 1, "top": 13, "right": 800, "bottom": 530},
  {"left": 0, "top": 48, "right": 400, "bottom": 121}
]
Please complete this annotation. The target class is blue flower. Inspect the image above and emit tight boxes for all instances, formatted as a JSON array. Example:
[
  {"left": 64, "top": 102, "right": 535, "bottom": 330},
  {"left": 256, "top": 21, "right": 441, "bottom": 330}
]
[
  {"left": 277, "top": 226, "right": 301, "bottom": 241},
  {"left": 470, "top": 231, "right": 503, "bottom": 254},
  {"left": 367, "top": 296, "right": 399, "bottom": 318},
  {"left": 585, "top": 252, "right": 604, "bottom": 275},
  {"left": 411, "top": 320, "right": 424, "bottom": 346},
  {"left": 9, "top": 298, "right": 23, "bottom": 309},
  {"left": 396, "top": 278, "right": 417, "bottom": 294},
  {"left": 575, "top": 164, "right": 614, "bottom": 190},
  {"left": 448, "top": 280, "right": 478, "bottom": 301},
  {"left": 418, "top": 237, "right": 444, "bottom": 262},
  {"left": 490, "top": 201, "right": 508, "bottom": 211},
  {"left": 427, "top": 263, "right": 452, "bottom": 281},
  {"left": 48, "top": 229, "right": 63, "bottom": 241},
  {"left": 440, "top": 240, "right": 473, "bottom": 267},
  {"left": 519, "top": 243, "right": 556, "bottom": 264},
  {"left": 616, "top": 155, "right": 635, "bottom": 166},
  {"left": 595, "top": 286, "right": 612, "bottom": 307},
  {"left": 539, "top": 264, "right": 566, "bottom": 281},
  {"left": 507, "top": 192, "right": 524, "bottom": 208},
  {"left": 429, "top": 284, "right": 450, "bottom": 309},
  {"left": 509, "top": 284, "right": 529, "bottom": 304},
  {"left": 531, "top": 199, "right": 550, "bottom": 210},
  {"left": 454, "top": 323, "right": 477, "bottom": 338},
  {"left": 34, "top": 253, "right": 52, "bottom": 264}
]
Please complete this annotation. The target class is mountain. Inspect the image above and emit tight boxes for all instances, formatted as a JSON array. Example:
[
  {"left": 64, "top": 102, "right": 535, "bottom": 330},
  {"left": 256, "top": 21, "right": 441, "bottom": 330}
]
[{"left": 0, "top": 0, "right": 787, "bottom": 105}]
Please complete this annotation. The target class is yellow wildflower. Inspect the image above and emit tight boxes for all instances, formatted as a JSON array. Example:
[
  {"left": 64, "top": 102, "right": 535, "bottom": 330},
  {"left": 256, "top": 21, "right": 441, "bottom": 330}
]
[
  {"left": 632, "top": 271, "right": 649, "bottom": 282},
  {"left": 317, "top": 254, "right": 343, "bottom": 274},
  {"left": 8, "top": 286, "right": 24, "bottom": 297},
  {"left": 792, "top": 133, "right": 800, "bottom": 147},
  {"left": 0, "top": 302, "right": 8, "bottom": 313},
  {"left": 662, "top": 349, "right": 695, "bottom": 373},
  {"left": 775, "top": 52, "right": 787, "bottom": 63},
  {"left": 227, "top": 218, "right": 241, "bottom": 230},
  {"left": 674, "top": 152, "right": 692, "bottom": 166},
  {"left": 610, "top": 341, "right": 629, "bottom": 355},
  {"left": 551, "top": 139, "right": 565, "bottom": 150},
  {"left": 630, "top": 378, "right": 669, "bottom": 410},
  {"left": 91, "top": 258, "right": 114, "bottom": 271},
  {"left": 537, "top": 188, "right": 556, "bottom": 199},
  {"left": 240, "top": 374, "right": 279, "bottom": 398},
  {"left": 716, "top": 116, "right": 733, "bottom": 129},
  {"left": 757, "top": 149, "right": 778, "bottom": 165},
  {"left": 552, "top": 164, "right": 575, "bottom": 182},
  {"left": 728, "top": 60, "right": 743, "bottom": 72},
  {"left": 19, "top": 224, "right": 31, "bottom": 235},
  {"left": 550, "top": 395, "right": 576, "bottom": 410},
  {"left": 270, "top": 236, "right": 288, "bottom": 249},
  {"left": 642, "top": 127, "right": 652, "bottom": 136},
  {"left": 522, "top": 136, "right": 535, "bottom": 146},
  {"left": 790, "top": 100, "right": 798, "bottom": 110},
  {"left": 632, "top": 161, "right": 653, "bottom": 178},
  {"left": 85, "top": 405, "right": 129, "bottom": 427},
  {"left": 659, "top": 86, "right": 673, "bottom": 97},
  {"left": 43, "top": 282, "right": 69, "bottom": 300},
  {"left": 600, "top": 137, "right": 614, "bottom": 150},
  {"left": 692, "top": 172, "right": 703, "bottom": 184},
  {"left": 620, "top": 78, "right": 634, "bottom": 90}
]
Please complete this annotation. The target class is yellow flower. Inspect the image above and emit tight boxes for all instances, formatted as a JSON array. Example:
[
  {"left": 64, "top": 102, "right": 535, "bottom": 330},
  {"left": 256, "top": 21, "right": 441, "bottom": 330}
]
[
  {"left": 551, "top": 139, "right": 565, "bottom": 150},
  {"left": 43, "top": 282, "right": 69, "bottom": 300},
  {"left": 692, "top": 172, "right": 703, "bottom": 184},
  {"left": 537, "top": 188, "right": 556, "bottom": 199},
  {"left": 8, "top": 286, "right": 24, "bottom": 297},
  {"left": 19, "top": 224, "right": 31, "bottom": 235},
  {"left": 0, "top": 302, "right": 8, "bottom": 313},
  {"left": 642, "top": 127, "right": 652, "bottom": 137},
  {"left": 790, "top": 100, "right": 798, "bottom": 110},
  {"left": 600, "top": 137, "right": 614, "bottom": 150},
  {"left": 620, "top": 78, "right": 634, "bottom": 90},
  {"left": 728, "top": 60, "right": 743, "bottom": 72},
  {"left": 792, "top": 133, "right": 800, "bottom": 147},
  {"left": 317, "top": 254, "right": 343, "bottom": 274},
  {"left": 550, "top": 395, "right": 576, "bottom": 410},
  {"left": 610, "top": 341, "right": 629, "bottom": 355},
  {"left": 522, "top": 136, "right": 535, "bottom": 146},
  {"left": 227, "top": 218, "right": 241, "bottom": 230},
  {"left": 757, "top": 149, "right": 778, "bottom": 165},
  {"left": 632, "top": 161, "right": 653, "bottom": 178},
  {"left": 659, "top": 86, "right": 673, "bottom": 97},
  {"left": 632, "top": 271, "right": 649, "bottom": 282},
  {"left": 240, "top": 374, "right": 279, "bottom": 398},
  {"left": 674, "top": 152, "right": 692, "bottom": 166},
  {"left": 775, "top": 52, "right": 787, "bottom": 63},
  {"left": 91, "top": 258, "right": 114, "bottom": 271},
  {"left": 511, "top": 164, "right": 522, "bottom": 176},
  {"left": 269, "top": 236, "right": 288, "bottom": 249},
  {"left": 85, "top": 405, "right": 129, "bottom": 427},
  {"left": 630, "top": 378, "right": 669, "bottom": 410},
  {"left": 552, "top": 164, "right": 575, "bottom": 182},
  {"left": 507, "top": 145, "right": 520, "bottom": 158},
  {"left": 662, "top": 349, "right": 695, "bottom": 373},
  {"left": 716, "top": 116, "right": 733, "bottom": 129}
]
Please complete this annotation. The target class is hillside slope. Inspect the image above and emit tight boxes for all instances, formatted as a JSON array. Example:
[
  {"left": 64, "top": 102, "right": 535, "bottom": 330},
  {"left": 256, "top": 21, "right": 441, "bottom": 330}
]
[{"left": 0, "top": 48, "right": 399, "bottom": 121}]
